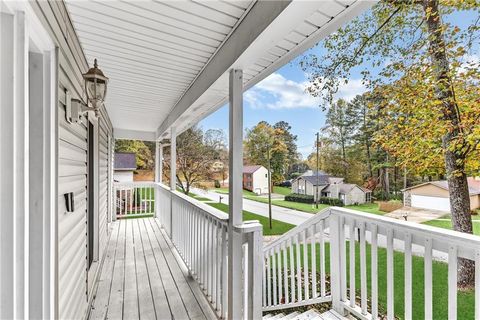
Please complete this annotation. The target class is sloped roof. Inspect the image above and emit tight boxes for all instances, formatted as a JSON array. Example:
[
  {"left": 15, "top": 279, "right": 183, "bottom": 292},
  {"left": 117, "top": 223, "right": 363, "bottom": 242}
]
[
  {"left": 243, "top": 165, "right": 264, "bottom": 174},
  {"left": 403, "top": 177, "right": 480, "bottom": 195},
  {"left": 301, "top": 175, "right": 330, "bottom": 186},
  {"left": 114, "top": 152, "right": 136, "bottom": 170}
]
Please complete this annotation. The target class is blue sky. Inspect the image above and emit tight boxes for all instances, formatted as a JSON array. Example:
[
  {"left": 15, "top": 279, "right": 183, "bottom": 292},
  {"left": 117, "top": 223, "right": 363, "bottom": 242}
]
[
  {"left": 198, "top": 50, "right": 367, "bottom": 159},
  {"left": 198, "top": 9, "right": 478, "bottom": 159}
]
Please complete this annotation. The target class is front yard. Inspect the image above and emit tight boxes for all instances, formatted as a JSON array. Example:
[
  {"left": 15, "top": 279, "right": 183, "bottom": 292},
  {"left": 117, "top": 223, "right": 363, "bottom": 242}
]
[
  {"left": 422, "top": 214, "right": 480, "bottom": 235},
  {"left": 207, "top": 202, "right": 295, "bottom": 235}
]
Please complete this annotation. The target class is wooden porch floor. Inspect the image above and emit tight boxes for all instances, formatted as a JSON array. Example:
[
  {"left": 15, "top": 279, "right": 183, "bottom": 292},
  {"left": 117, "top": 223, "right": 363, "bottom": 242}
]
[{"left": 88, "top": 218, "right": 217, "bottom": 320}]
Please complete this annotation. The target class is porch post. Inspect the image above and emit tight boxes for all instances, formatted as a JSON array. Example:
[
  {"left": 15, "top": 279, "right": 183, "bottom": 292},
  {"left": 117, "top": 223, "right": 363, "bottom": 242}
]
[
  {"left": 228, "top": 69, "right": 243, "bottom": 320},
  {"left": 170, "top": 127, "right": 176, "bottom": 237},
  {"left": 154, "top": 142, "right": 162, "bottom": 218}
]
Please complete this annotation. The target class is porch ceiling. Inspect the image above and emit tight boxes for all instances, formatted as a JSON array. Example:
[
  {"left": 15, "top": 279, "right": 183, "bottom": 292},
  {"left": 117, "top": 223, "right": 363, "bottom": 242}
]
[{"left": 65, "top": 0, "right": 376, "bottom": 141}]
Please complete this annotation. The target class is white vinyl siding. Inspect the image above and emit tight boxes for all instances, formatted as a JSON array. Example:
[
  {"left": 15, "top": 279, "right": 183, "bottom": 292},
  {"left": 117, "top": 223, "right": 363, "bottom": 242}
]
[{"left": 57, "top": 102, "right": 88, "bottom": 320}]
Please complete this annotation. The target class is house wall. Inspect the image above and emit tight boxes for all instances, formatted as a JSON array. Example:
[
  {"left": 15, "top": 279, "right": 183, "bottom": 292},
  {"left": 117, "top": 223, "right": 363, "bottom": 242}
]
[
  {"left": 243, "top": 173, "right": 253, "bottom": 191},
  {"left": 344, "top": 187, "right": 367, "bottom": 206},
  {"left": 31, "top": 2, "right": 114, "bottom": 319},
  {"left": 114, "top": 171, "right": 134, "bottom": 183},
  {"left": 252, "top": 167, "right": 269, "bottom": 195},
  {"left": 470, "top": 195, "right": 480, "bottom": 210}
]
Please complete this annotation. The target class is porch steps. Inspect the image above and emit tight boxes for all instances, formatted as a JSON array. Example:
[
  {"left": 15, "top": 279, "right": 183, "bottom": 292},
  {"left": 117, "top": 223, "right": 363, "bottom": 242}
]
[{"left": 263, "top": 309, "right": 346, "bottom": 320}]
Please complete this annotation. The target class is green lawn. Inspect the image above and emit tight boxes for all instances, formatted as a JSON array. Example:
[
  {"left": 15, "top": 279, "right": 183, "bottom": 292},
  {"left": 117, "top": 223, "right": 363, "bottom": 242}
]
[
  {"left": 207, "top": 202, "right": 295, "bottom": 235},
  {"left": 244, "top": 195, "right": 329, "bottom": 213},
  {"left": 345, "top": 203, "right": 386, "bottom": 215},
  {"left": 422, "top": 214, "right": 480, "bottom": 235},
  {"left": 272, "top": 241, "right": 475, "bottom": 319},
  {"left": 273, "top": 186, "right": 292, "bottom": 195}
]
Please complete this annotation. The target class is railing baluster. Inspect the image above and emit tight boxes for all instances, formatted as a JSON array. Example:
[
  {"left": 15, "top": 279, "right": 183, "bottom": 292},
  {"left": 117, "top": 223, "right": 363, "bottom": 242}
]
[
  {"left": 311, "top": 224, "right": 317, "bottom": 298},
  {"left": 475, "top": 249, "right": 479, "bottom": 320},
  {"left": 272, "top": 248, "right": 277, "bottom": 305},
  {"left": 448, "top": 245, "right": 458, "bottom": 320},
  {"left": 277, "top": 246, "right": 282, "bottom": 304},
  {"left": 359, "top": 222, "right": 367, "bottom": 315},
  {"left": 267, "top": 252, "right": 272, "bottom": 306},
  {"left": 340, "top": 216, "right": 347, "bottom": 303},
  {"left": 387, "top": 228, "right": 394, "bottom": 320},
  {"left": 289, "top": 238, "right": 296, "bottom": 303},
  {"left": 404, "top": 232, "right": 412, "bottom": 320},
  {"left": 371, "top": 224, "right": 378, "bottom": 320},
  {"left": 303, "top": 229, "right": 309, "bottom": 301},
  {"left": 424, "top": 237, "right": 433, "bottom": 320},
  {"left": 263, "top": 254, "right": 267, "bottom": 307},
  {"left": 349, "top": 219, "right": 356, "bottom": 308},
  {"left": 319, "top": 220, "right": 325, "bottom": 297},
  {"left": 282, "top": 242, "right": 288, "bottom": 304},
  {"left": 296, "top": 234, "right": 302, "bottom": 302}
]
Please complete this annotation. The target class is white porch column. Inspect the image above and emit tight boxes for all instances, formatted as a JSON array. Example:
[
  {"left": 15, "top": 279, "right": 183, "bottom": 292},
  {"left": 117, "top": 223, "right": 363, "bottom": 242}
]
[
  {"left": 154, "top": 142, "right": 161, "bottom": 218},
  {"left": 170, "top": 128, "right": 176, "bottom": 238},
  {"left": 228, "top": 69, "right": 243, "bottom": 320},
  {"left": 170, "top": 128, "right": 176, "bottom": 191}
]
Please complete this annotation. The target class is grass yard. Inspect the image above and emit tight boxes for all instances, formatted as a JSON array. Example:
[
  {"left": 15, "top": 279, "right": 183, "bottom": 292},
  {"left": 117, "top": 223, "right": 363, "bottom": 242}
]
[
  {"left": 244, "top": 195, "right": 329, "bottom": 213},
  {"left": 422, "top": 214, "right": 480, "bottom": 235},
  {"left": 345, "top": 203, "right": 386, "bottom": 215},
  {"left": 273, "top": 241, "right": 475, "bottom": 319},
  {"left": 273, "top": 186, "right": 292, "bottom": 195},
  {"left": 207, "top": 202, "right": 295, "bottom": 235}
]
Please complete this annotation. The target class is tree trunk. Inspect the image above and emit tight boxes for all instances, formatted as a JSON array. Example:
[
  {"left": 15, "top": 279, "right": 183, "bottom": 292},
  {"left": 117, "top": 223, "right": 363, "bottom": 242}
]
[{"left": 422, "top": 0, "right": 474, "bottom": 287}]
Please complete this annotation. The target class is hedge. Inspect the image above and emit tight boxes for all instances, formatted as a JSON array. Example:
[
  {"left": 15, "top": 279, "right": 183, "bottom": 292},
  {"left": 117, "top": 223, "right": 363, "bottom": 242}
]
[
  {"left": 285, "top": 193, "right": 314, "bottom": 203},
  {"left": 285, "top": 193, "right": 344, "bottom": 206}
]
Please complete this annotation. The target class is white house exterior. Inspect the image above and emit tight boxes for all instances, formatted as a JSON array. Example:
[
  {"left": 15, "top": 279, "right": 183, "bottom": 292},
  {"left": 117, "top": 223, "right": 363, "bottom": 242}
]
[
  {"left": 243, "top": 165, "right": 269, "bottom": 195},
  {"left": 113, "top": 152, "right": 136, "bottom": 182},
  {"left": 4, "top": 2, "right": 478, "bottom": 320},
  {"left": 292, "top": 172, "right": 371, "bottom": 205}
]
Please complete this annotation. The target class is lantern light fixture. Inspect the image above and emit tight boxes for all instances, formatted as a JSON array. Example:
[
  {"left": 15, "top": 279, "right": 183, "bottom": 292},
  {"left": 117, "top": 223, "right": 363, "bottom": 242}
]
[{"left": 66, "top": 58, "right": 108, "bottom": 123}]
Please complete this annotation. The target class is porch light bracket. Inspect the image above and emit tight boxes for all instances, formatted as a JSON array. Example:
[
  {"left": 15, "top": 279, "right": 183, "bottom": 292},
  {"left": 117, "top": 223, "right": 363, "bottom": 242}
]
[{"left": 65, "top": 58, "right": 108, "bottom": 123}]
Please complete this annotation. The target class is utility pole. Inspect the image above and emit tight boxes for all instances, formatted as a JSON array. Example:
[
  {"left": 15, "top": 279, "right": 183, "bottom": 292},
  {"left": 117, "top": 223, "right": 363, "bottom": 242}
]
[
  {"left": 315, "top": 132, "right": 320, "bottom": 209},
  {"left": 267, "top": 144, "right": 272, "bottom": 229}
]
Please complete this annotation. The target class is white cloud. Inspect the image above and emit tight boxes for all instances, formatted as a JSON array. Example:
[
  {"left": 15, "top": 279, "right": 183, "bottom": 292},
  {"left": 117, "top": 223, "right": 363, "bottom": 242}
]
[{"left": 245, "top": 72, "right": 367, "bottom": 110}]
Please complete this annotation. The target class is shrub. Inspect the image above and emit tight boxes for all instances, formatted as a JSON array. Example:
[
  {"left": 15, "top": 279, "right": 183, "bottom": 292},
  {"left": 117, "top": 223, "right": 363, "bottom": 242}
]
[
  {"left": 214, "top": 180, "right": 221, "bottom": 188},
  {"left": 285, "top": 193, "right": 314, "bottom": 204},
  {"left": 378, "top": 200, "right": 403, "bottom": 212},
  {"left": 319, "top": 197, "right": 344, "bottom": 206}
]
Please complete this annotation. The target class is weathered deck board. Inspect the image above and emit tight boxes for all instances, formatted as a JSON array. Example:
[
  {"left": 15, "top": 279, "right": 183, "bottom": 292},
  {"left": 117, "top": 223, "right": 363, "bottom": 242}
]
[{"left": 88, "top": 218, "right": 216, "bottom": 320}]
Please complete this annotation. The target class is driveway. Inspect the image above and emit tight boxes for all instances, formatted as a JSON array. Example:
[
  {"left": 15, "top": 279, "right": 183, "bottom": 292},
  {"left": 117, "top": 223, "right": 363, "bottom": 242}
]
[{"left": 386, "top": 207, "right": 447, "bottom": 223}]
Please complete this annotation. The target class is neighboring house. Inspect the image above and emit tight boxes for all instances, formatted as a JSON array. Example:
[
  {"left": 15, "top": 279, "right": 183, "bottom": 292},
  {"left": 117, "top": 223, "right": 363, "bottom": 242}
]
[
  {"left": 243, "top": 165, "right": 269, "bottom": 195},
  {"left": 114, "top": 152, "right": 137, "bottom": 182},
  {"left": 403, "top": 177, "right": 480, "bottom": 212},
  {"left": 292, "top": 172, "right": 371, "bottom": 205}
]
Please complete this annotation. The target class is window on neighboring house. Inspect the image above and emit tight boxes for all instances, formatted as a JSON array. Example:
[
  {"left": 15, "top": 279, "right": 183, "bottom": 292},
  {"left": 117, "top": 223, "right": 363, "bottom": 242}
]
[{"left": 366, "top": 192, "right": 371, "bottom": 203}]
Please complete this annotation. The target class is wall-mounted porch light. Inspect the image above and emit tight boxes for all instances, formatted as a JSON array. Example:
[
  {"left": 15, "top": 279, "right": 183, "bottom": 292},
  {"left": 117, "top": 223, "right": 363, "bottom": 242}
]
[{"left": 66, "top": 58, "right": 108, "bottom": 123}]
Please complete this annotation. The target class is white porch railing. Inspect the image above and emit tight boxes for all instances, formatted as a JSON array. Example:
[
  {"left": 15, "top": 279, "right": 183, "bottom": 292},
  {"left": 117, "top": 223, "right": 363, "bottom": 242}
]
[
  {"left": 114, "top": 182, "right": 156, "bottom": 219},
  {"left": 263, "top": 207, "right": 480, "bottom": 320},
  {"left": 154, "top": 183, "right": 263, "bottom": 319}
]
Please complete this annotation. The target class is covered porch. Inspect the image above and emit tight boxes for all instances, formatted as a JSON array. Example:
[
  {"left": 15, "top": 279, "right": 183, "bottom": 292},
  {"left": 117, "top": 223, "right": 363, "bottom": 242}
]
[{"left": 89, "top": 217, "right": 217, "bottom": 320}]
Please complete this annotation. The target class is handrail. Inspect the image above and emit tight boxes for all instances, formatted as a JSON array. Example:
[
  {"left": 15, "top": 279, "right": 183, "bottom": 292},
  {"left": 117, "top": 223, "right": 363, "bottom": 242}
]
[
  {"left": 154, "top": 184, "right": 263, "bottom": 319},
  {"left": 113, "top": 181, "right": 156, "bottom": 219},
  {"left": 262, "top": 206, "right": 480, "bottom": 320},
  {"left": 331, "top": 206, "right": 480, "bottom": 259},
  {"left": 171, "top": 190, "right": 228, "bottom": 222},
  {"left": 263, "top": 208, "right": 330, "bottom": 252}
]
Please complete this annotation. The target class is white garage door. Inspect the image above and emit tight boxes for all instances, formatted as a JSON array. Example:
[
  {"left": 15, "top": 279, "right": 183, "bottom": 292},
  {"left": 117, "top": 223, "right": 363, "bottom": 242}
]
[{"left": 411, "top": 195, "right": 450, "bottom": 212}]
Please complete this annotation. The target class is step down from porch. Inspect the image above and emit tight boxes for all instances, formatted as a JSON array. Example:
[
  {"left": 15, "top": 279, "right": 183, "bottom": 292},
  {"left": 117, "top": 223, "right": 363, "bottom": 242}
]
[{"left": 263, "top": 309, "right": 346, "bottom": 320}]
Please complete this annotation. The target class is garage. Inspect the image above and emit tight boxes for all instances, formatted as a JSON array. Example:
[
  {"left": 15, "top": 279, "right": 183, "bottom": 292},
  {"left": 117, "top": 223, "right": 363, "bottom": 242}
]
[{"left": 410, "top": 195, "right": 450, "bottom": 212}]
